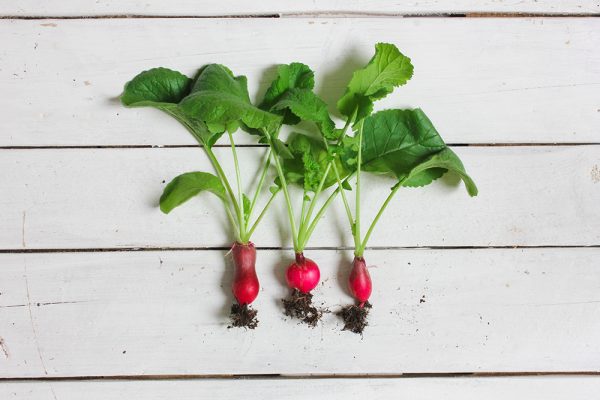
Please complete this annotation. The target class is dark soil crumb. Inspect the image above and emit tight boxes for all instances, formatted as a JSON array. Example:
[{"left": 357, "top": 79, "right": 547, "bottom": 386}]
[
  {"left": 282, "top": 289, "right": 322, "bottom": 327},
  {"left": 337, "top": 302, "right": 372, "bottom": 335},
  {"left": 228, "top": 303, "right": 258, "bottom": 329}
]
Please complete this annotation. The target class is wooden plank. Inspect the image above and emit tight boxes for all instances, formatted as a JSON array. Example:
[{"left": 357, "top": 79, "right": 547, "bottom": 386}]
[
  {"left": 1, "top": 18, "right": 599, "bottom": 146},
  {"left": 0, "top": 1, "right": 598, "bottom": 16},
  {"left": 2, "top": 377, "right": 600, "bottom": 400},
  {"left": 0, "top": 248, "right": 598, "bottom": 377},
  {"left": 1, "top": 146, "right": 599, "bottom": 250}
]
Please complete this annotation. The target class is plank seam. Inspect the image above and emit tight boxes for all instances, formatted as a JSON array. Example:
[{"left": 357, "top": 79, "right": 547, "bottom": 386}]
[
  {"left": 283, "top": 12, "right": 600, "bottom": 18},
  {"left": 0, "top": 14, "right": 281, "bottom": 19},
  {"left": 0, "top": 245, "right": 599, "bottom": 254},
  {"left": 1, "top": 143, "right": 599, "bottom": 150},
  {"left": 1, "top": 371, "right": 599, "bottom": 382},
  {"left": 0, "top": 13, "right": 599, "bottom": 19}
]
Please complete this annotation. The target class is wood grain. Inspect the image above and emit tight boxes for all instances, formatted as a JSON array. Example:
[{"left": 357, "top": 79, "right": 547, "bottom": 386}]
[
  {"left": 1, "top": 18, "right": 598, "bottom": 146},
  {"left": 2, "top": 377, "right": 600, "bottom": 400},
  {"left": 1, "top": 146, "right": 598, "bottom": 250},
  {"left": 0, "top": 7, "right": 598, "bottom": 389},
  {"left": 0, "top": 248, "right": 599, "bottom": 378},
  {"left": 1, "top": 0, "right": 598, "bottom": 16}
]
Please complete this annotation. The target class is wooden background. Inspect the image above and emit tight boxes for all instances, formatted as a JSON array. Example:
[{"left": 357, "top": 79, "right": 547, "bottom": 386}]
[{"left": 1, "top": 1, "right": 599, "bottom": 398}]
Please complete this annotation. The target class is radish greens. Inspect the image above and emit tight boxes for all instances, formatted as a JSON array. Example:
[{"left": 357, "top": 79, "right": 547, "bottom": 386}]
[{"left": 120, "top": 42, "right": 478, "bottom": 333}]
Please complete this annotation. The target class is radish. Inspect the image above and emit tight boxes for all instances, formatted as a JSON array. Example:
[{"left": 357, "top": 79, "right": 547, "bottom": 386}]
[
  {"left": 286, "top": 253, "right": 320, "bottom": 294},
  {"left": 280, "top": 252, "right": 323, "bottom": 326},
  {"left": 229, "top": 241, "right": 260, "bottom": 329},
  {"left": 335, "top": 111, "right": 478, "bottom": 335},
  {"left": 337, "top": 256, "right": 373, "bottom": 334},
  {"left": 256, "top": 63, "right": 353, "bottom": 326},
  {"left": 122, "top": 65, "right": 284, "bottom": 329},
  {"left": 281, "top": 254, "right": 322, "bottom": 327},
  {"left": 323, "top": 44, "right": 478, "bottom": 334},
  {"left": 348, "top": 256, "right": 371, "bottom": 305},
  {"left": 121, "top": 46, "right": 479, "bottom": 333},
  {"left": 231, "top": 242, "right": 259, "bottom": 305}
]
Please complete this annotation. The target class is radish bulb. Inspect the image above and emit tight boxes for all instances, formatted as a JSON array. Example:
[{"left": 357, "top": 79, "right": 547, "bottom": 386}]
[
  {"left": 282, "top": 252, "right": 323, "bottom": 327},
  {"left": 338, "top": 256, "right": 373, "bottom": 335},
  {"left": 348, "top": 256, "right": 372, "bottom": 306},
  {"left": 229, "top": 242, "right": 259, "bottom": 329},
  {"left": 231, "top": 242, "right": 259, "bottom": 305},
  {"left": 286, "top": 253, "right": 320, "bottom": 294}
]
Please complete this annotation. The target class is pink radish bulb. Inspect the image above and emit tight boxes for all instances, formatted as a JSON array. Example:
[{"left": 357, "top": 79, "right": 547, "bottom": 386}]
[
  {"left": 231, "top": 242, "right": 259, "bottom": 305},
  {"left": 349, "top": 256, "right": 372, "bottom": 305},
  {"left": 286, "top": 253, "right": 320, "bottom": 293}
]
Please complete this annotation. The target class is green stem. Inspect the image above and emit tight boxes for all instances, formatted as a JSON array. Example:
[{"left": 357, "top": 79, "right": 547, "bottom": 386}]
[
  {"left": 340, "top": 117, "right": 352, "bottom": 135},
  {"left": 248, "top": 149, "right": 271, "bottom": 226},
  {"left": 330, "top": 159, "right": 355, "bottom": 236},
  {"left": 205, "top": 147, "right": 239, "bottom": 215},
  {"left": 167, "top": 113, "right": 241, "bottom": 221},
  {"left": 320, "top": 109, "right": 356, "bottom": 238},
  {"left": 299, "top": 174, "right": 354, "bottom": 249},
  {"left": 224, "top": 202, "right": 242, "bottom": 243},
  {"left": 165, "top": 113, "right": 252, "bottom": 245},
  {"left": 298, "top": 162, "right": 332, "bottom": 246},
  {"left": 354, "top": 119, "right": 364, "bottom": 250},
  {"left": 227, "top": 131, "right": 245, "bottom": 240},
  {"left": 263, "top": 129, "right": 299, "bottom": 251},
  {"left": 246, "top": 189, "right": 280, "bottom": 239},
  {"left": 299, "top": 189, "right": 309, "bottom": 233},
  {"left": 356, "top": 181, "right": 402, "bottom": 257}
]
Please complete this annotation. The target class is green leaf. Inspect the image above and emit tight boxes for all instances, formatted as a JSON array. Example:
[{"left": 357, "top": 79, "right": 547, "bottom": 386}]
[
  {"left": 160, "top": 171, "right": 227, "bottom": 214},
  {"left": 205, "top": 131, "right": 225, "bottom": 148},
  {"left": 404, "top": 148, "right": 478, "bottom": 196},
  {"left": 179, "top": 64, "right": 281, "bottom": 132},
  {"left": 401, "top": 167, "right": 446, "bottom": 188},
  {"left": 260, "top": 63, "right": 315, "bottom": 117},
  {"left": 269, "top": 185, "right": 280, "bottom": 195},
  {"left": 120, "top": 67, "right": 222, "bottom": 147},
  {"left": 338, "top": 134, "right": 359, "bottom": 170},
  {"left": 283, "top": 133, "right": 348, "bottom": 192},
  {"left": 337, "top": 43, "right": 414, "bottom": 120},
  {"left": 272, "top": 138, "right": 294, "bottom": 159},
  {"left": 355, "top": 108, "right": 478, "bottom": 194},
  {"left": 359, "top": 109, "right": 446, "bottom": 179},
  {"left": 272, "top": 88, "right": 337, "bottom": 139},
  {"left": 121, "top": 67, "right": 192, "bottom": 108},
  {"left": 242, "top": 193, "right": 252, "bottom": 221}
]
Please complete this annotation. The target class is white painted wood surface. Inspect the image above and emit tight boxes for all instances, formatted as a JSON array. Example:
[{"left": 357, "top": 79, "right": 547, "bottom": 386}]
[
  {"left": 0, "top": 248, "right": 599, "bottom": 378},
  {"left": 1, "top": 18, "right": 599, "bottom": 146},
  {"left": 1, "top": 146, "right": 599, "bottom": 250},
  {"left": 0, "top": 4, "right": 598, "bottom": 395},
  {"left": 2, "top": 377, "right": 600, "bottom": 400},
  {"left": 1, "top": 0, "right": 598, "bottom": 16}
]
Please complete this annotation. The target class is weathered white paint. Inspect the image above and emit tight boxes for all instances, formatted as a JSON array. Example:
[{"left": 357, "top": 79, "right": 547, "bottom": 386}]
[
  {"left": 0, "top": 248, "right": 599, "bottom": 378},
  {"left": 0, "top": 8, "right": 597, "bottom": 390},
  {"left": 2, "top": 377, "right": 600, "bottom": 400},
  {"left": 1, "top": 18, "right": 599, "bottom": 146},
  {"left": 0, "top": 0, "right": 598, "bottom": 16},
  {"left": 1, "top": 146, "right": 598, "bottom": 250}
]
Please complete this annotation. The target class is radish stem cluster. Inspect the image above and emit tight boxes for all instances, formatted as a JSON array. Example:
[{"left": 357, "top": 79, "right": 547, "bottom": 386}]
[{"left": 121, "top": 42, "right": 478, "bottom": 333}]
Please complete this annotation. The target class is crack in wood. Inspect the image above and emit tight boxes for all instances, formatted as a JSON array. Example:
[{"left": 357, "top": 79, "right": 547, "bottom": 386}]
[
  {"left": 0, "top": 300, "right": 90, "bottom": 309},
  {"left": 0, "top": 337, "right": 9, "bottom": 359},
  {"left": 23, "top": 261, "right": 49, "bottom": 376},
  {"left": 21, "top": 211, "right": 26, "bottom": 248}
]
